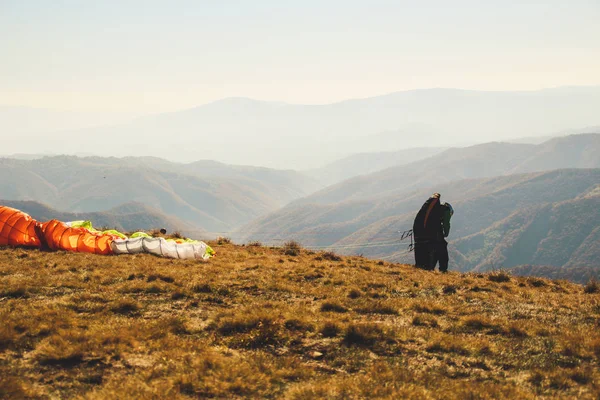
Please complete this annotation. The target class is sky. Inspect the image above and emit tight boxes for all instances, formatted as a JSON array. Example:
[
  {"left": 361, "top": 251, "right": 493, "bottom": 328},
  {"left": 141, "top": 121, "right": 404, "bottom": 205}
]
[{"left": 1, "top": 0, "right": 599, "bottom": 114}]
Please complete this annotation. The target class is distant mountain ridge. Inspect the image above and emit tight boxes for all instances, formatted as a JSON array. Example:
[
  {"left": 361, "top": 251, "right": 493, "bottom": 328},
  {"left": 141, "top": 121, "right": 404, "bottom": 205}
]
[
  {"left": 306, "top": 147, "right": 447, "bottom": 187},
  {"left": 293, "top": 134, "right": 600, "bottom": 205},
  {"left": 4, "top": 87, "right": 600, "bottom": 169}
]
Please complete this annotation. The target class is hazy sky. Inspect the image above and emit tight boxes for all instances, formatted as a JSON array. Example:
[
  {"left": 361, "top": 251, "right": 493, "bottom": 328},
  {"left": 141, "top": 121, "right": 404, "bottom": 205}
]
[{"left": 1, "top": 0, "right": 599, "bottom": 113}]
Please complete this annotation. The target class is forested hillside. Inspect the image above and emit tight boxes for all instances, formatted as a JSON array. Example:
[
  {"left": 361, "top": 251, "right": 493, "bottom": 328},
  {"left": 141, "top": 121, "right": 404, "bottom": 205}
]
[{"left": 452, "top": 194, "right": 600, "bottom": 282}]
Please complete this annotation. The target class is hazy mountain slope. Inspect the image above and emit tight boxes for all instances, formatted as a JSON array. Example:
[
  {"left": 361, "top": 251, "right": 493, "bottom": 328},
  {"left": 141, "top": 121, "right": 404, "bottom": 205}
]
[
  {"left": 237, "top": 169, "right": 599, "bottom": 246},
  {"left": 565, "top": 226, "right": 600, "bottom": 269},
  {"left": 452, "top": 195, "right": 600, "bottom": 274},
  {"left": 0, "top": 156, "right": 319, "bottom": 233},
  {"left": 327, "top": 169, "right": 599, "bottom": 253},
  {"left": 509, "top": 133, "right": 600, "bottom": 173},
  {"left": 68, "top": 156, "right": 320, "bottom": 204},
  {"left": 9, "top": 87, "right": 600, "bottom": 169},
  {"left": 81, "top": 156, "right": 319, "bottom": 200},
  {"left": 298, "top": 142, "right": 535, "bottom": 205},
  {"left": 306, "top": 147, "right": 446, "bottom": 187},
  {"left": 296, "top": 133, "right": 600, "bottom": 205},
  {"left": 1, "top": 199, "right": 209, "bottom": 239}
]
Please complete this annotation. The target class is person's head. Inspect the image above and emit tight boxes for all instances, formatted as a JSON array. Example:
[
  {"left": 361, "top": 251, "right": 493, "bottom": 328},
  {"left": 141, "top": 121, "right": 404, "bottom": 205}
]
[{"left": 431, "top": 193, "right": 441, "bottom": 199}]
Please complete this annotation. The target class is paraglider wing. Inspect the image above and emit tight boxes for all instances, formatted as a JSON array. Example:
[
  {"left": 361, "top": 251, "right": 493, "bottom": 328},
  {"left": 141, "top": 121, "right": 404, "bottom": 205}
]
[
  {"left": 111, "top": 237, "right": 214, "bottom": 260},
  {"left": 0, "top": 204, "right": 214, "bottom": 260}
]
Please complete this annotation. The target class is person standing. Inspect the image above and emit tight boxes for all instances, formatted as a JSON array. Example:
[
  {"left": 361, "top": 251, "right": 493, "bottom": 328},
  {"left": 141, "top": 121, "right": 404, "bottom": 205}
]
[{"left": 412, "top": 194, "right": 454, "bottom": 272}]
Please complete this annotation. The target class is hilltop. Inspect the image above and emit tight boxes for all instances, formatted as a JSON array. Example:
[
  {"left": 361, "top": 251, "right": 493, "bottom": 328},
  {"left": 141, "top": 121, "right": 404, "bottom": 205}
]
[{"left": 1, "top": 243, "right": 599, "bottom": 398}]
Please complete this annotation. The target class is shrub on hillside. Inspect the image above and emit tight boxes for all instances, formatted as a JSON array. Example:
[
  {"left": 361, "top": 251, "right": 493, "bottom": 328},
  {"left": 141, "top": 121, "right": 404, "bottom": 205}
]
[
  {"left": 412, "top": 314, "right": 439, "bottom": 328},
  {"left": 584, "top": 279, "right": 599, "bottom": 294},
  {"left": 109, "top": 298, "right": 141, "bottom": 315},
  {"left": 320, "top": 321, "right": 342, "bottom": 338},
  {"left": 322, "top": 251, "right": 342, "bottom": 261},
  {"left": 442, "top": 285, "right": 458, "bottom": 295},
  {"left": 412, "top": 302, "right": 447, "bottom": 315},
  {"left": 488, "top": 270, "right": 511, "bottom": 283},
  {"left": 320, "top": 301, "right": 348, "bottom": 313},
  {"left": 217, "top": 237, "right": 231, "bottom": 245},
  {"left": 282, "top": 240, "right": 302, "bottom": 256},
  {"left": 527, "top": 277, "right": 547, "bottom": 287},
  {"left": 343, "top": 323, "right": 387, "bottom": 347}
]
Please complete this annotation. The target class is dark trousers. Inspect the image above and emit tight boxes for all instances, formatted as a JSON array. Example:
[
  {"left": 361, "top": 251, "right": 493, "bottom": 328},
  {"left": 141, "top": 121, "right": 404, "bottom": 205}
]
[
  {"left": 433, "top": 240, "right": 449, "bottom": 272},
  {"left": 414, "top": 240, "right": 435, "bottom": 270},
  {"left": 414, "top": 239, "right": 448, "bottom": 271}
]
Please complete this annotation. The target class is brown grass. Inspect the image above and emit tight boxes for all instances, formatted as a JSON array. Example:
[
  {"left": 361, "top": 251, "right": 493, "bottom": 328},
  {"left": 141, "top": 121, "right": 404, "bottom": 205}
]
[{"left": 0, "top": 243, "right": 598, "bottom": 398}]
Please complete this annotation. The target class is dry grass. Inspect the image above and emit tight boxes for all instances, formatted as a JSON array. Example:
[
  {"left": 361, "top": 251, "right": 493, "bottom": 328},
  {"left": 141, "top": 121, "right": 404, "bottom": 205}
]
[{"left": 0, "top": 243, "right": 599, "bottom": 399}]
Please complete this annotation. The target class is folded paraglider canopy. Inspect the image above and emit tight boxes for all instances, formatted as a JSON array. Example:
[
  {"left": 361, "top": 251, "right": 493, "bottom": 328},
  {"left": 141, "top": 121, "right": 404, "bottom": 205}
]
[{"left": 0, "top": 205, "right": 214, "bottom": 260}]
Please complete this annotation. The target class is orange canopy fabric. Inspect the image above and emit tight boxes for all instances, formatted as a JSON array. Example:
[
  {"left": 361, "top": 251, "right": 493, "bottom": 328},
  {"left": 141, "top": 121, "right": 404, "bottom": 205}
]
[
  {"left": 41, "top": 220, "right": 116, "bottom": 255},
  {"left": 0, "top": 206, "right": 117, "bottom": 255},
  {"left": 0, "top": 206, "right": 41, "bottom": 248}
]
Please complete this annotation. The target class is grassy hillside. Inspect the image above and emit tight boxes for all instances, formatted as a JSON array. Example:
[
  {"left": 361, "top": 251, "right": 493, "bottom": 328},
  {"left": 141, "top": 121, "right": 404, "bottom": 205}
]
[
  {"left": 236, "top": 169, "right": 600, "bottom": 282},
  {"left": 1, "top": 243, "right": 599, "bottom": 399},
  {"left": 0, "top": 200, "right": 209, "bottom": 240},
  {"left": 0, "top": 156, "right": 319, "bottom": 234}
]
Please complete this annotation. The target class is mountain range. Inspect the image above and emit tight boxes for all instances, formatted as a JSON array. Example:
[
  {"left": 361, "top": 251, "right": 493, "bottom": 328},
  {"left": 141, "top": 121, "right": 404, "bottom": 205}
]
[
  {"left": 305, "top": 147, "right": 446, "bottom": 187},
  {"left": 3, "top": 86, "right": 600, "bottom": 169},
  {"left": 0, "top": 156, "right": 319, "bottom": 234}
]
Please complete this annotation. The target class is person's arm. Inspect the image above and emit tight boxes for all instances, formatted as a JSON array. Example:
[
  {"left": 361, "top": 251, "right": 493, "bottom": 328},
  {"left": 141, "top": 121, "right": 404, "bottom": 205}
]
[{"left": 442, "top": 209, "right": 451, "bottom": 237}]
